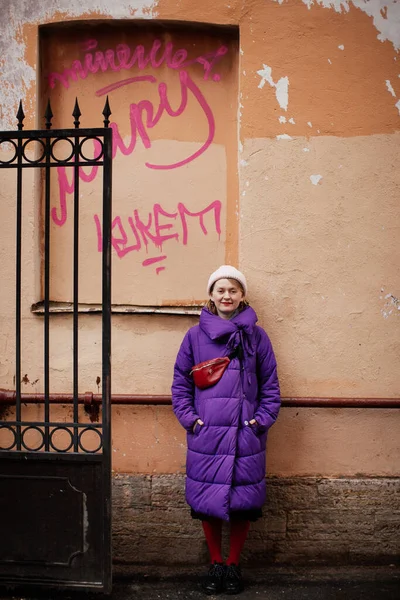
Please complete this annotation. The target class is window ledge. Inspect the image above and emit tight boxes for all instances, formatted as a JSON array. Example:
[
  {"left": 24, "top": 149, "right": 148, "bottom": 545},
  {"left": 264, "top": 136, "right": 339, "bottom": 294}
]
[{"left": 31, "top": 301, "right": 202, "bottom": 316}]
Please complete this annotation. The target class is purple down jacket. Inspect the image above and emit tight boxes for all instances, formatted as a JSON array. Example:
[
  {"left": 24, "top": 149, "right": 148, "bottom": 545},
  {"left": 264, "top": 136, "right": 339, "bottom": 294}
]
[{"left": 171, "top": 306, "right": 280, "bottom": 521}]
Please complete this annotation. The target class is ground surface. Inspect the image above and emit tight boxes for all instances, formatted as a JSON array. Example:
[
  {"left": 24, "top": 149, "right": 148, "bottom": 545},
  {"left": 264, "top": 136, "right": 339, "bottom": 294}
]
[{"left": 0, "top": 566, "right": 399, "bottom": 599}]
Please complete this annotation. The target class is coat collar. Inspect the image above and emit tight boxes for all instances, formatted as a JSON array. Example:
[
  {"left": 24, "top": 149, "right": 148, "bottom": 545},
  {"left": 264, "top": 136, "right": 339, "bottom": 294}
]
[{"left": 199, "top": 306, "right": 258, "bottom": 341}]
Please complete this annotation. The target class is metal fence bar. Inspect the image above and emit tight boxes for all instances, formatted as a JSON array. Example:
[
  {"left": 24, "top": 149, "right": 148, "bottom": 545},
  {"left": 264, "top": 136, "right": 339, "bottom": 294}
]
[
  {"left": 43, "top": 134, "right": 51, "bottom": 452},
  {"left": 101, "top": 99, "right": 112, "bottom": 593},
  {"left": 0, "top": 421, "right": 103, "bottom": 427},
  {"left": 72, "top": 101, "right": 81, "bottom": 452},
  {"left": 1, "top": 161, "right": 105, "bottom": 169},
  {"left": 14, "top": 104, "right": 24, "bottom": 451}
]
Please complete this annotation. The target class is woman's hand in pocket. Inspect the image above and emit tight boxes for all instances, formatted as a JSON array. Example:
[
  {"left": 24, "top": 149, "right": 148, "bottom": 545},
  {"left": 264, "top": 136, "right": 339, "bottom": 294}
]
[{"left": 192, "top": 419, "right": 204, "bottom": 433}]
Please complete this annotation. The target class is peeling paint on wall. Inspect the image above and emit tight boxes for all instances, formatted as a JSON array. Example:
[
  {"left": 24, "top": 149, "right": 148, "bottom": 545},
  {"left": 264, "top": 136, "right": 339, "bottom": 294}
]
[
  {"left": 0, "top": 0, "right": 158, "bottom": 129},
  {"left": 381, "top": 292, "right": 400, "bottom": 319},
  {"left": 274, "top": 0, "right": 400, "bottom": 51},
  {"left": 384, "top": 79, "right": 400, "bottom": 115},
  {"left": 310, "top": 174, "right": 323, "bottom": 185},
  {"left": 257, "top": 64, "right": 289, "bottom": 111},
  {"left": 385, "top": 80, "right": 396, "bottom": 97}
]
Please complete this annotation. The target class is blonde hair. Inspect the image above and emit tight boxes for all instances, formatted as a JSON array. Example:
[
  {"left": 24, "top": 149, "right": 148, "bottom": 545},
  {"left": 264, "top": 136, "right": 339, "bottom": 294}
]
[{"left": 206, "top": 280, "right": 249, "bottom": 315}]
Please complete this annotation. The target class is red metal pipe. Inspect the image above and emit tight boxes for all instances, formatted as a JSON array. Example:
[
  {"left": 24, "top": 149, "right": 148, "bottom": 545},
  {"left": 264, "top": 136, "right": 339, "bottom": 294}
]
[{"left": 0, "top": 389, "right": 399, "bottom": 408}]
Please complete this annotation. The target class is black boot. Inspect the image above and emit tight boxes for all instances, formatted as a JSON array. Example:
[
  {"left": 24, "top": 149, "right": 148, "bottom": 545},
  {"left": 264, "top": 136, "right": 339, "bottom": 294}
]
[
  {"left": 225, "top": 563, "right": 244, "bottom": 595},
  {"left": 201, "top": 562, "right": 225, "bottom": 595}
]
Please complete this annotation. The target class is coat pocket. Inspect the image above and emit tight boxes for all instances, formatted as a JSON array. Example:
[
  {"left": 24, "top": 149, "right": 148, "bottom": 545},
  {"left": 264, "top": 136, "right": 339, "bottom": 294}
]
[
  {"left": 245, "top": 419, "right": 260, "bottom": 437},
  {"left": 191, "top": 421, "right": 204, "bottom": 435}
]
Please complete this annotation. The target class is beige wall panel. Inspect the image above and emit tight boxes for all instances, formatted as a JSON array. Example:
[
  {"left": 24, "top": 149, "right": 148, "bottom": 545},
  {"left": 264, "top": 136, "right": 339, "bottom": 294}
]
[
  {"left": 50, "top": 141, "right": 226, "bottom": 305},
  {"left": 109, "top": 405, "right": 400, "bottom": 477},
  {"left": 240, "top": 134, "right": 400, "bottom": 397},
  {"left": 1, "top": 403, "right": 399, "bottom": 476},
  {"left": 0, "top": 310, "right": 195, "bottom": 394},
  {"left": 0, "top": 158, "right": 40, "bottom": 389}
]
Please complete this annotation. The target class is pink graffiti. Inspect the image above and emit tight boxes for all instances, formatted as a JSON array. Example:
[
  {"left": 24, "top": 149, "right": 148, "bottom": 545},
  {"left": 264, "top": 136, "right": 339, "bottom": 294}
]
[
  {"left": 51, "top": 139, "right": 102, "bottom": 226},
  {"left": 52, "top": 70, "right": 215, "bottom": 227},
  {"left": 142, "top": 255, "right": 167, "bottom": 275},
  {"left": 48, "top": 38, "right": 228, "bottom": 90},
  {"left": 98, "top": 70, "right": 215, "bottom": 170},
  {"left": 93, "top": 200, "right": 222, "bottom": 268},
  {"left": 95, "top": 75, "right": 156, "bottom": 95}
]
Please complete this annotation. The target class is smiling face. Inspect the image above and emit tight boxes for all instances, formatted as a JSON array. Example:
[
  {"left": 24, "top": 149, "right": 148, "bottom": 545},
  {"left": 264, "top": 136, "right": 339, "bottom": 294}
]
[{"left": 210, "top": 278, "right": 245, "bottom": 319}]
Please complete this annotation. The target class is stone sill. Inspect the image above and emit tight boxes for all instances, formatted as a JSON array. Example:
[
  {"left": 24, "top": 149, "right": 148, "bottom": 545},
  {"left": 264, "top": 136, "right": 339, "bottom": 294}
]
[{"left": 31, "top": 301, "right": 202, "bottom": 316}]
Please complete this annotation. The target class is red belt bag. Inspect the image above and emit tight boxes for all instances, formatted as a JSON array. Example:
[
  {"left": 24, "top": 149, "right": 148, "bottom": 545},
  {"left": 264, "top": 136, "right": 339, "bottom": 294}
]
[{"left": 190, "top": 356, "right": 230, "bottom": 390}]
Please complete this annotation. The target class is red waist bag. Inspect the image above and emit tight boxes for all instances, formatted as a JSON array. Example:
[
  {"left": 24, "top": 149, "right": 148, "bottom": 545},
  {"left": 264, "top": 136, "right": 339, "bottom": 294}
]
[{"left": 190, "top": 357, "right": 230, "bottom": 390}]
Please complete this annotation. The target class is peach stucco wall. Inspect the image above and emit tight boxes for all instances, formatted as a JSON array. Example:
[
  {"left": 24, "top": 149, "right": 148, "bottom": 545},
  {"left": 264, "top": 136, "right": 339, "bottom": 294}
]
[{"left": 0, "top": 0, "right": 399, "bottom": 476}]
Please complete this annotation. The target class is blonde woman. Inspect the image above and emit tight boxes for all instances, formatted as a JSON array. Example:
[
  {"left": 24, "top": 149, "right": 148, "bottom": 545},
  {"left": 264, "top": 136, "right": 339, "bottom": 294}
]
[{"left": 172, "top": 266, "right": 281, "bottom": 595}]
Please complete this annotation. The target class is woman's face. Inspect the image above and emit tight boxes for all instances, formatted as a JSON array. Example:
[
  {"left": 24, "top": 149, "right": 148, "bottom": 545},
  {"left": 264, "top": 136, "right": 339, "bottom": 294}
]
[{"left": 210, "top": 278, "right": 244, "bottom": 319}]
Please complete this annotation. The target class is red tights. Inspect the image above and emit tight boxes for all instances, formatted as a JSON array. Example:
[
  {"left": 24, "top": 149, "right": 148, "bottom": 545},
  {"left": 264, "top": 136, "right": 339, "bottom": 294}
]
[{"left": 202, "top": 519, "right": 250, "bottom": 565}]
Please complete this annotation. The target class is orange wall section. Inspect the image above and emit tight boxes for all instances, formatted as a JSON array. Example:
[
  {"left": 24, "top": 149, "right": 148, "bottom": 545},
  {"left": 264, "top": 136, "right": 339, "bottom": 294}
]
[{"left": 0, "top": 0, "right": 399, "bottom": 478}]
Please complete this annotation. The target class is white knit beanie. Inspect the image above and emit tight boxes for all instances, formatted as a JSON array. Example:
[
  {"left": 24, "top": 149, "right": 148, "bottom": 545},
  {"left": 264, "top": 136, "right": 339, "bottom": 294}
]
[{"left": 207, "top": 265, "right": 248, "bottom": 296}]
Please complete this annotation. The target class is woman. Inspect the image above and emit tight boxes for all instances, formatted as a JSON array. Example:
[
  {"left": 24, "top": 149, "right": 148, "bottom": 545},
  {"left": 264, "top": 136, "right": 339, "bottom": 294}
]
[{"left": 171, "top": 265, "right": 281, "bottom": 595}]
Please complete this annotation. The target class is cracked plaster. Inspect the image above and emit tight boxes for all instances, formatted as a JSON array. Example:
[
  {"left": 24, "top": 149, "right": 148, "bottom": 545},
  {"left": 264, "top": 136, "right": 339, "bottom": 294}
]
[{"left": 0, "top": 0, "right": 158, "bottom": 129}]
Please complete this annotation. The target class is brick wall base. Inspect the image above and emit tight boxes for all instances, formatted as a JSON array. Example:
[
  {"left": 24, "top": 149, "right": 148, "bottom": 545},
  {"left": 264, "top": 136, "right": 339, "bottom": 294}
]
[{"left": 112, "top": 475, "right": 400, "bottom": 566}]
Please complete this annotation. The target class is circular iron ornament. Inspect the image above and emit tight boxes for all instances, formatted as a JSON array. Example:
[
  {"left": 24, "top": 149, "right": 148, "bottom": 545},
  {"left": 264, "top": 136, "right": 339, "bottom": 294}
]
[
  {"left": 0, "top": 424, "right": 17, "bottom": 450},
  {"left": 78, "top": 427, "right": 102, "bottom": 454},
  {"left": 49, "top": 426, "right": 74, "bottom": 453},
  {"left": 79, "top": 136, "right": 104, "bottom": 162},
  {"left": 21, "top": 425, "right": 45, "bottom": 452},
  {"left": 50, "top": 137, "right": 75, "bottom": 163},
  {"left": 0, "top": 139, "right": 18, "bottom": 164},
  {"left": 22, "top": 137, "right": 46, "bottom": 164}
]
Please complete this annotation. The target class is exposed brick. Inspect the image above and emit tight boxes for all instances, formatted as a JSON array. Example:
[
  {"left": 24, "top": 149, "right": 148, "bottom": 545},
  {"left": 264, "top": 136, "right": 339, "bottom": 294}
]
[
  {"left": 151, "top": 474, "right": 186, "bottom": 508},
  {"left": 267, "top": 478, "right": 320, "bottom": 510},
  {"left": 317, "top": 479, "right": 400, "bottom": 506},
  {"left": 274, "top": 540, "right": 350, "bottom": 564},
  {"left": 374, "top": 511, "right": 400, "bottom": 543},
  {"left": 260, "top": 510, "right": 287, "bottom": 540},
  {"left": 112, "top": 534, "right": 141, "bottom": 564},
  {"left": 242, "top": 539, "right": 276, "bottom": 564},
  {"left": 113, "top": 474, "right": 152, "bottom": 508},
  {"left": 111, "top": 475, "right": 400, "bottom": 566},
  {"left": 287, "top": 509, "right": 375, "bottom": 540},
  {"left": 349, "top": 541, "right": 400, "bottom": 563},
  {"left": 133, "top": 536, "right": 208, "bottom": 565}
]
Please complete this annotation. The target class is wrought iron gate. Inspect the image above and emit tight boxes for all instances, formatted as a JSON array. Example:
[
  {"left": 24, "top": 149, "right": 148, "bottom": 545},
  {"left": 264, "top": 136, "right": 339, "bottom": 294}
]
[{"left": 0, "top": 99, "right": 112, "bottom": 592}]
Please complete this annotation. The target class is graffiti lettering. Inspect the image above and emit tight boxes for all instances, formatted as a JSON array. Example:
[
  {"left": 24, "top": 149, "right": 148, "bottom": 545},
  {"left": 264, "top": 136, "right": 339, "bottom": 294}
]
[
  {"left": 48, "top": 38, "right": 228, "bottom": 90},
  {"left": 98, "top": 70, "right": 215, "bottom": 170},
  {"left": 93, "top": 200, "right": 222, "bottom": 272},
  {"left": 49, "top": 37, "right": 227, "bottom": 278},
  {"left": 52, "top": 71, "right": 215, "bottom": 227}
]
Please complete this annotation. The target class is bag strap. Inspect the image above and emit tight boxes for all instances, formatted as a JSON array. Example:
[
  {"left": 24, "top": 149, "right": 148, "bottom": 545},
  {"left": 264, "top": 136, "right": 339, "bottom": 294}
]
[{"left": 228, "top": 344, "right": 243, "bottom": 361}]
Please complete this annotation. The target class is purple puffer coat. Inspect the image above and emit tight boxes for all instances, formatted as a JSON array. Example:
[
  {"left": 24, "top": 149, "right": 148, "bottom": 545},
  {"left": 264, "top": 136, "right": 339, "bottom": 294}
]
[{"left": 171, "top": 306, "right": 280, "bottom": 521}]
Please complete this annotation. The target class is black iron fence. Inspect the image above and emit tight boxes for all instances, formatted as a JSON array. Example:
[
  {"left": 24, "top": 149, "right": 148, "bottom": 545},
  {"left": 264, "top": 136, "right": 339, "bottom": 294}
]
[
  {"left": 0, "top": 98, "right": 113, "bottom": 592},
  {"left": 0, "top": 98, "right": 112, "bottom": 455}
]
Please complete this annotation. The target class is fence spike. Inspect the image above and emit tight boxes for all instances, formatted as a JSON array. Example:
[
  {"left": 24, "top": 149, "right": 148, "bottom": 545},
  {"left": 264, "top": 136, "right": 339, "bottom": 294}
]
[
  {"left": 44, "top": 99, "right": 53, "bottom": 130},
  {"left": 16, "top": 101, "right": 25, "bottom": 130},
  {"left": 102, "top": 96, "right": 111, "bottom": 128},
  {"left": 73, "top": 98, "right": 81, "bottom": 128}
]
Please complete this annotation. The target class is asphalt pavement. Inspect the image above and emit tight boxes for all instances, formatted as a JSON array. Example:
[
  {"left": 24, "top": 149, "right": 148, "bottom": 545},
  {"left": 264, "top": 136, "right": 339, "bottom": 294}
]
[{"left": 0, "top": 566, "right": 399, "bottom": 600}]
